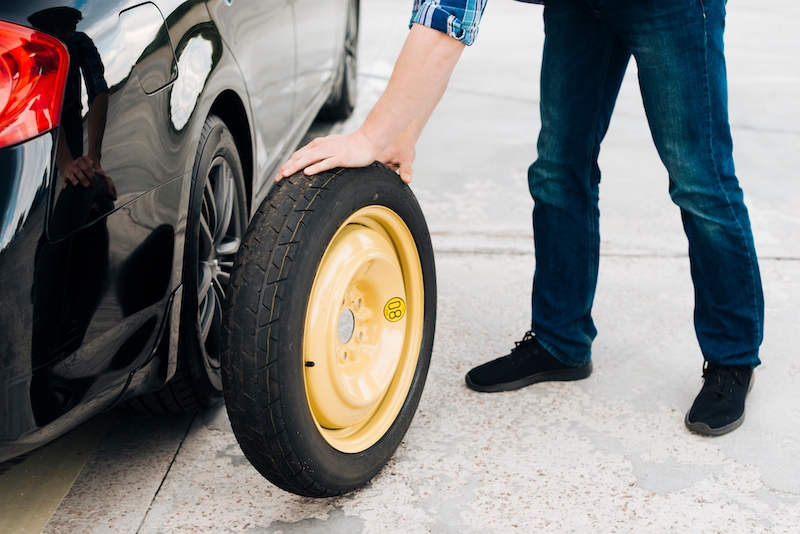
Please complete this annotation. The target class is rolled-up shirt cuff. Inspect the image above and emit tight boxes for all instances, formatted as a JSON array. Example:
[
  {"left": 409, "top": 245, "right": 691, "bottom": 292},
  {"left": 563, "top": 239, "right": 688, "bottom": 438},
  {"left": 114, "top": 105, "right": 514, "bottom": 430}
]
[{"left": 409, "top": 0, "right": 486, "bottom": 46}]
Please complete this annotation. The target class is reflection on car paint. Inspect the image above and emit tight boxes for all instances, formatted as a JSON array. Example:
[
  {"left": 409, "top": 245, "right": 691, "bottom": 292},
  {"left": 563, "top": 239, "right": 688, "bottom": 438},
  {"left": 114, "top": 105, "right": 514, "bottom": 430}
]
[
  {"left": 29, "top": 8, "right": 116, "bottom": 240},
  {"left": 0, "top": 137, "right": 52, "bottom": 253},
  {"left": 25, "top": 7, "right": 114, "bottom": 426},
  {"left": 170, "top": 34, "right": 215, "bottom": 131}
]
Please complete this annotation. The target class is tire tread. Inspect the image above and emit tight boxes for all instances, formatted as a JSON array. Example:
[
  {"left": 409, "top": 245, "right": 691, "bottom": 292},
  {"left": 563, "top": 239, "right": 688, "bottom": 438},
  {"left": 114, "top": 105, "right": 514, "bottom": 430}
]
[{"left": 223, "top": 169, "right": 351, "bottom": 496}]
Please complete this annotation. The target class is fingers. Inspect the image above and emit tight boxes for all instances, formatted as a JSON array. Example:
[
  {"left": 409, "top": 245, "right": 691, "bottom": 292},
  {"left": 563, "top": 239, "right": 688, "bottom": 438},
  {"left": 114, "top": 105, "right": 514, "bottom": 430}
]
[
  {"left": 377, "top": 155, "right": 412, "bottom": 183},
  {"left": 62, "top": 170, "right": 89, "bottom": 188},
  {"left": 62, "top": 156, "right": 98, "bottom": 188},
  {"left": 274, "top": 132, "right": 377, "bottom": 182},
  {"left": 76, "top": 157, "right": 97, "bottom": 187},
  {"left": 93, "top": 165, "right": 109, "bottom": 180},
  {"left": 302, "top": 157, "right": 339, "bottom": 177},
  {"left": 286, "top": 153, "right": 337, "bottom": 178},
  {"left": 276, "top": 152, "right": 312, "bottom": 181},
  {"left": 378, "top": 148, "right": 413, "bottom": 184},
  {"left": 398, "top": 161, "right": 413, "bottom": 184},
  {"left": 275, "top": 154, "right": 312, "bottom": 182},
  {"left": 275, "top": 137, "right": 337, "bottom": 181}
]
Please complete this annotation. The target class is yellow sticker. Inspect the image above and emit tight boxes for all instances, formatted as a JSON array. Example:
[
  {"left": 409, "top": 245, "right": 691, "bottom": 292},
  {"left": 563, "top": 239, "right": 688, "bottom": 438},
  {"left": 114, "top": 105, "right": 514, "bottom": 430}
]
[{"left": 383, "top": 297, "right": 405, "bottom": 322}]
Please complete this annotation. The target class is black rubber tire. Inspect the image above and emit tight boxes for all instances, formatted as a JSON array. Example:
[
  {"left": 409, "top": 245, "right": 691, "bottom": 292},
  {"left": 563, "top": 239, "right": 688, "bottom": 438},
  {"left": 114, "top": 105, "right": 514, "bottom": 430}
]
[
  {"left": 318, "top": 0, "right": 359, "bottom": 121},
  {"left": 222, "top": 163, "right": 436, "bottom": 497},
  {"left": 127, "top": 115, "right": 247, "bottom": 413}
]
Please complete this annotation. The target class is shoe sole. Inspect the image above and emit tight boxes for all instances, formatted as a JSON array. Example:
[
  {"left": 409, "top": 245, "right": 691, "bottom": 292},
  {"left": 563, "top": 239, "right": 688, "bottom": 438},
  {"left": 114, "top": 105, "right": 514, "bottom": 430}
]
[
  {"left": 684, "top": 370, "right": 754, "bottom": 437},
  {"left": 684, "top": 412, "right": 745, "bottom": 436},
  {"left": 465, "top": 362, "right": 593, "bottom": 393}
]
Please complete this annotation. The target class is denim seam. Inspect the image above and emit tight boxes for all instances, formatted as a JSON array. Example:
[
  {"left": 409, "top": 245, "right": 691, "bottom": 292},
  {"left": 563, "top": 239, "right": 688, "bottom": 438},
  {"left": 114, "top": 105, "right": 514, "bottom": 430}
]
[{"left": 698, "top": 0, "right": 763, "bottom": 358}]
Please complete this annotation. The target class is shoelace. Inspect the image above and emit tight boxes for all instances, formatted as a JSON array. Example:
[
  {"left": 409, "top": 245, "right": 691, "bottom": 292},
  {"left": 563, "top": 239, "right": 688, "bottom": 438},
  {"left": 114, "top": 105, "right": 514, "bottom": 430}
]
[
  {"left": 702, "top": 362, "right": 748, "bottom": 399},
  {"left": 508, "top": 331, "right": 538, "bottom": 361}
]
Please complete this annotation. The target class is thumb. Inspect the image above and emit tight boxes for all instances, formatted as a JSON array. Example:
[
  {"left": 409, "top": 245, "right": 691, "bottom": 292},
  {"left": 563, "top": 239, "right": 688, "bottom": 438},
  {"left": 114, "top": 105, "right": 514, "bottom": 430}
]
[{"left": 398, "top": 161, "right": 413, "bottom": 184}]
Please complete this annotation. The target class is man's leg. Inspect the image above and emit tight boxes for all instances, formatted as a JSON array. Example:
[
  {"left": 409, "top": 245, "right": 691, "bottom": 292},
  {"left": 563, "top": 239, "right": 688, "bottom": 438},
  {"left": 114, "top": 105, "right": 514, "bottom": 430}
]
[
  {"left": 622, "top": 0, "right": 764, "bottom": 367},
  {"left": 528, "top": 0, "right": 631, "bottom": 366},
  {"left": 617, "top": 0, "right": 763, "bottom": 433},
  {"left": 466, "top": 0, "right": 630, "bottom": 391}
]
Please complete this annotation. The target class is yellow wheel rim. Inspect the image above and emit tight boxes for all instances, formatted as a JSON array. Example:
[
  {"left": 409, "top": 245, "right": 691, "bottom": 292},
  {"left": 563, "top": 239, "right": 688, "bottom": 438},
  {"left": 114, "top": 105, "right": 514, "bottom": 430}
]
[{"left": 303, "top": 206, "right": 424, "bottom": 453}]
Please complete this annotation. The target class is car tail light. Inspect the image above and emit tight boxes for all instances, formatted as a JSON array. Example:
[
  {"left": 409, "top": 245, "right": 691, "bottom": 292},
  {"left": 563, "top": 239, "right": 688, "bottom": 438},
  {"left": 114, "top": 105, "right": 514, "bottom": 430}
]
[{"left": 0, "top": 20, "right": 69, "bottom": 150}]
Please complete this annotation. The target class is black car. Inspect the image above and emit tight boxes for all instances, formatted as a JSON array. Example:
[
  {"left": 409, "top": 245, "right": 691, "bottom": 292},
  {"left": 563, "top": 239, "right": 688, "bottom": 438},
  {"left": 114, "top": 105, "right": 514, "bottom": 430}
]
[{"left": 0, "top": 0, "right": 436, "bottom": 496}]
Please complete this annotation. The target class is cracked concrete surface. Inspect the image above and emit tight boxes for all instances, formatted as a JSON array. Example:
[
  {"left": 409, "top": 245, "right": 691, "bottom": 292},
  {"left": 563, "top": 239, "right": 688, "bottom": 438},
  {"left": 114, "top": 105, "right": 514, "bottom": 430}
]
[{"left": 34, "top": 0, "right": 800, "bottom": 532}]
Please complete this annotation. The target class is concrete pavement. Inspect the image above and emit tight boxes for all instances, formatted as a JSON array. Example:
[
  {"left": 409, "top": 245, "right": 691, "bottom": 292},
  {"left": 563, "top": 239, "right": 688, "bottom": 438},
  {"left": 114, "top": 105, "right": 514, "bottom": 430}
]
[{"left": 7, "top": 0, "right": 800, "bottom": 531}]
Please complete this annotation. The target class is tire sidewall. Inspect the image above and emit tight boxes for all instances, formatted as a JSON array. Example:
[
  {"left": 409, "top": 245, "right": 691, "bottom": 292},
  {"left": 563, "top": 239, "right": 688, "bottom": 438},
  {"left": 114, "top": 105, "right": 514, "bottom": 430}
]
[{"left": 182, "top": 117, "right": 247, "bottom": 399}]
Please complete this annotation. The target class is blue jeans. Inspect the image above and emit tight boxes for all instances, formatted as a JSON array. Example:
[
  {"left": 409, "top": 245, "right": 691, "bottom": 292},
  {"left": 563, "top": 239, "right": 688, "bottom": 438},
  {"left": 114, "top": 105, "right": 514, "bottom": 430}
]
[{"left": 528, "top": 0, "right": 764, "bottom": 368}]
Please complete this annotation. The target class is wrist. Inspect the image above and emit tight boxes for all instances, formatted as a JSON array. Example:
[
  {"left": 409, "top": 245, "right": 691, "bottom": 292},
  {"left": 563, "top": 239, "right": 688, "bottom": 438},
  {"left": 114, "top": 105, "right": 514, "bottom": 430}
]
[{"left": 351, "top": 127, "right": 383, "bottom": 161}]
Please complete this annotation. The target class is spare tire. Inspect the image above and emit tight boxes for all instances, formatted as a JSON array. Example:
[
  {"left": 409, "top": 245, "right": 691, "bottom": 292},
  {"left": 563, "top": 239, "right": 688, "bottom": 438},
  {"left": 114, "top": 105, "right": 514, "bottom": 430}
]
[{"left": 222, "top": 163, "right": 436, "bottom": 497}]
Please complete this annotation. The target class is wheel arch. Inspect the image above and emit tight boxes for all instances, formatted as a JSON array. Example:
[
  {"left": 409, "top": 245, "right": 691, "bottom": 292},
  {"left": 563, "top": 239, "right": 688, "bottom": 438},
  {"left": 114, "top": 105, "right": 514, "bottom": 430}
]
[{"left": 210, "top": 91, "right": 254, "bottom": 214}]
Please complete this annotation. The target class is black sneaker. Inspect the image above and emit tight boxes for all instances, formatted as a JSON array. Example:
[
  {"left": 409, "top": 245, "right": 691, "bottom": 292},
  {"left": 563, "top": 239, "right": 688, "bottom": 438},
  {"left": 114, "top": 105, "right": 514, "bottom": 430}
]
[
  {"left": 685, "top": 362, "right": 754, "bottom": 436},
  {"left": 465, "top": 332, "right": 592, "bottom": 392}
]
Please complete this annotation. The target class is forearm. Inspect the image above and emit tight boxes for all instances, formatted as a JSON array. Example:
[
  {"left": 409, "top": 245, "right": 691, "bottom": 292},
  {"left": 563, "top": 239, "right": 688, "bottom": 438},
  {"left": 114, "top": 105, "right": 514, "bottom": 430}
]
[
  {"left": 55, "top": 127, "right": 73, "bottom": 173},
  {"left": 86, "top": 92, "right": 108, "bottom": 162},
  {"left": 359, "top": 23, "right": 464, "bottom": 154},
  {"left": 396, "top": 71, "right": 452, "bottom": 147},
  {"left": 276, "top": 22, "right": 465, "bottom": 180}
]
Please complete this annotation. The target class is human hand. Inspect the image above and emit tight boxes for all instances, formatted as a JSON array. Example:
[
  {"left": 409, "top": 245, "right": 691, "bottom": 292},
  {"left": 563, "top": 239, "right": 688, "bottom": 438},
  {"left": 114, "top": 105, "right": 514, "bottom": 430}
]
[
  {"left": 61, "top": 155, "right": 98, "bottom": 188},
  {"left": 61, "top": 156, "right": 116, "bottom": 201},
  {"left": 377, "top": 132, "right": 416, "bottom": 184},
  {"left": 275, "top": 129, "right": 379, "bottom": 182}
]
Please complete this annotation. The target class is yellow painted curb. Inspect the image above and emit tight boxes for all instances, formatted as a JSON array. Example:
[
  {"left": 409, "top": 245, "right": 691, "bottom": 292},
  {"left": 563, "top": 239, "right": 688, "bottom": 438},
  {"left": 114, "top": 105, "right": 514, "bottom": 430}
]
[{"left": 0, "top": 412, "right": 114, "bottom": 534}]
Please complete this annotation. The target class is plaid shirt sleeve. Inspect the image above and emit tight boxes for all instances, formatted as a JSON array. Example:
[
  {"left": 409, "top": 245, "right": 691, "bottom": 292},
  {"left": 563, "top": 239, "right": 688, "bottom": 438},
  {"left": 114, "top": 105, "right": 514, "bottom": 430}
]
[
  {"left": 409, "top": 0, "right": 488, "bottom": 46},
  {"left": 72, "top": 32, "right": 109, "bottom": 103}
]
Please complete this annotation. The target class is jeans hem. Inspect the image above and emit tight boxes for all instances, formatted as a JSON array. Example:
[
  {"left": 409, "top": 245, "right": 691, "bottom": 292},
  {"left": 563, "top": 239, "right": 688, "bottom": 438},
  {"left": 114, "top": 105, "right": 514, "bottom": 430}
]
[
  {"left": 703, "top": 353, "right": 761, "bottom": 369},
  {"left": 534, "top": 335, "right": 592, "bottom": 368}
]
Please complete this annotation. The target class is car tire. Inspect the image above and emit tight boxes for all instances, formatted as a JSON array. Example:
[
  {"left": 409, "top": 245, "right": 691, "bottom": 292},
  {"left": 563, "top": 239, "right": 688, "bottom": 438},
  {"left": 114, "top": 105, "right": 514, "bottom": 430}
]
[
  {"left": 222, "top": 163, "right": 436, "bottom": 497},
  {"left": 127, "top": 115, "right": 247, "bottom": 413},
  {"left": 318, "top": 0, "right": 358, "bottom": 121}
]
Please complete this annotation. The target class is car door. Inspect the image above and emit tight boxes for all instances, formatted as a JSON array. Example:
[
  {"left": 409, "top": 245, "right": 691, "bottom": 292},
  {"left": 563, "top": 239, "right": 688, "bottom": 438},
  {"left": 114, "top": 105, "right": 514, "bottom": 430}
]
[{"left": 292, "top": 0, "right": 349, "bottom": 118}]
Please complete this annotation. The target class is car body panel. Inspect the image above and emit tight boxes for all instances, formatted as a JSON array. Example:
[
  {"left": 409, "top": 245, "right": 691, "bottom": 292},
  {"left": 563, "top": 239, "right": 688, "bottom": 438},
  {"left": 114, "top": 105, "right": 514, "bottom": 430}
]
[
  {"left": 205, "top": 0, "right": 295, "bottom": 185},
  {"left": 293, "top": 0, "right": 348, "bottom": 117},
  {"left": 0, "top": 136, "right": 56, "bottom": 458},
  {"left": 0, "top": 0, "right": 347, "bottom": 462}
]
